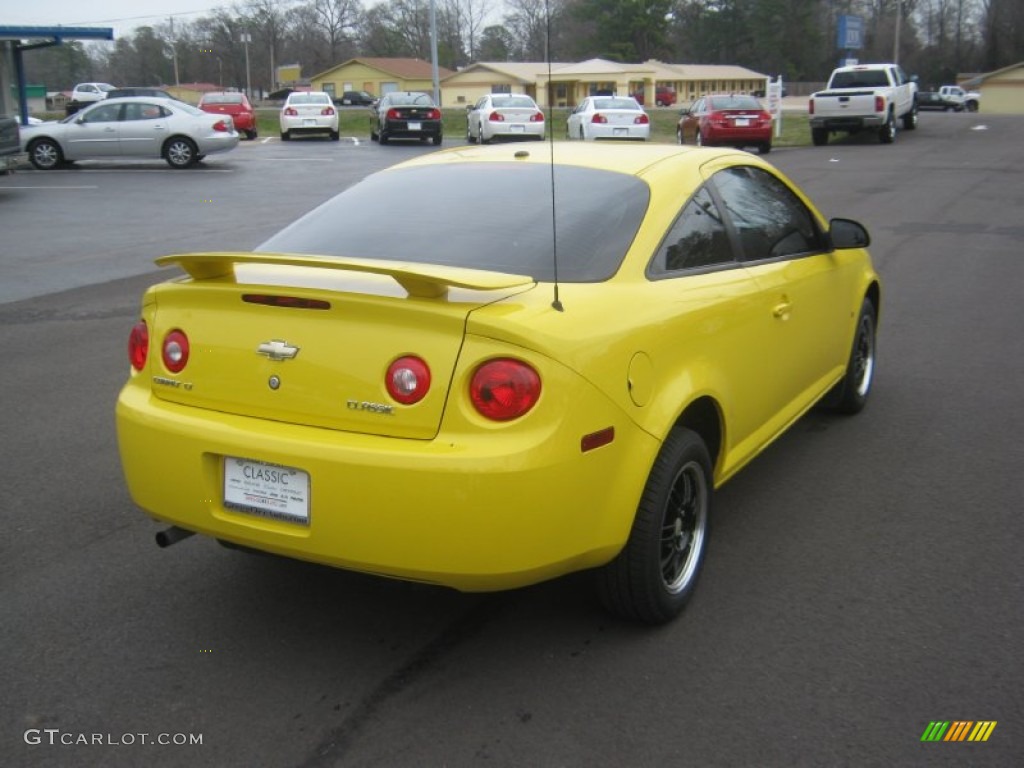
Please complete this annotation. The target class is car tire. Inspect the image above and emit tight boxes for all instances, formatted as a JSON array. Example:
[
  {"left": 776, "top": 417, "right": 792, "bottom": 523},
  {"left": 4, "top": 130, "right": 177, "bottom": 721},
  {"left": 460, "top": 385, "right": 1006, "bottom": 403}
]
[
  {"left": 830, "top": 298, "right": 877, "bottom": 414},
  {"left": 902, "top": 104, "right": 918, "bottom": 131},
  {"left": 27, "top": 138, "right": 64, "bottom": 170},
  {"left": 432, "top": 135, "right": 442, "bottom": 146},
  {"left": 246, "top": 130, "right": 257, "bottom": 140},
  {"left": 579, "top": 126, "right": 586, "bottom": 141},
  {"left": 466, "top": 124, "right": 477, "bottom": 144},
  {"left": 280, "top": 131, "right": 290, "bottom": 141},
  {"left": 879, "top": 112, "right": 896, "bottom": 143},
  {"left": 330, "top": 130, "right": 340, "bottom": 141},
  {"left": 164, "top": 137, "right": 199, "bottom": 169},
  {"left": 676, "top": 128, "right": 684, "bottom": 145},
  {"left": 811, "top": 127, "right": 828, "bottom": 146},
  {"left": 758, "top": 142, "right": 772, "bottom": 154},
  {"left": 597, "top": 426, "right": 712, "bottom": 624},
  {"left": 379, "top": 131, "right": 389, "bottom": 145},
  {"left": 695, "top": 129, "right": 704, "bottom": 147}
]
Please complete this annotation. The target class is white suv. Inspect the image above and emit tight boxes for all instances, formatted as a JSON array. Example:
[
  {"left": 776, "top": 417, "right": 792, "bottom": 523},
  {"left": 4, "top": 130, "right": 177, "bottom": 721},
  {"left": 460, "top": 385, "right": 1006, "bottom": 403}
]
[{"left": 71, "top": 83, "right": 115, "bottom": 104}]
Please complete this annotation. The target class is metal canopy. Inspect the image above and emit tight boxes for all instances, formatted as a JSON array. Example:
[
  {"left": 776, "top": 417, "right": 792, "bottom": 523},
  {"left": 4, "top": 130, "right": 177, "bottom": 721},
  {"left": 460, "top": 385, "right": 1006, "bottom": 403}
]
[{"left": 0, "top": 25, "right": 115, "bottom": 125}]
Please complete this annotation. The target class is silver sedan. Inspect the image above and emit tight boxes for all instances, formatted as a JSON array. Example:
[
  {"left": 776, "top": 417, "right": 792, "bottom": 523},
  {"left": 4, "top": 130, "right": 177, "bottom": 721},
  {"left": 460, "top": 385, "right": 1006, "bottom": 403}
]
[
  {"left": 566, "top": 96, "right": 651, "bottom": 141},
  {"left": 20, "top": 98, "right": 240, "bottom": 169},
  {"left": 466, "top": 94, "right": 546, "bottom": 143}
]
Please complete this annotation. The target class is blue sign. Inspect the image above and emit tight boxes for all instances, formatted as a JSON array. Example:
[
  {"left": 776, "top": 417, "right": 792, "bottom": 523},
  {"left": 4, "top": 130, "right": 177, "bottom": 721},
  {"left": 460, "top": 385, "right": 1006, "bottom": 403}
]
[{"left": 837, "top": 15, "right": 863, "bottom": 50}]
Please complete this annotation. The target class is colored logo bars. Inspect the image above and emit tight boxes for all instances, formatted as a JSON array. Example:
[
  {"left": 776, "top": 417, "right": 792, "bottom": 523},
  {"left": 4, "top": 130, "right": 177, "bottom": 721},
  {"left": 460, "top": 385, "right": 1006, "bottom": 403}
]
[{"left": 921, "top": 721, "right": 997, "bottom": 742}]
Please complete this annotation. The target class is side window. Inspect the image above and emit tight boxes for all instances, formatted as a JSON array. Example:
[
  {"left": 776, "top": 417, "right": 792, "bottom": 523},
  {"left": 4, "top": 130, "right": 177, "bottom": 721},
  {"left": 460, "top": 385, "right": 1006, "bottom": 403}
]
[
  {"left": 711, "top": 166, "right": 825, "bottom": 262},
  {"left": 124, "top": 102, "right": 165, "bottom": 121},
  {"left": 81, "top": 104, "right": 122, "bottom": 123},
  {"left": 652, "top": 186, "right": 735, "bottom": 273}
]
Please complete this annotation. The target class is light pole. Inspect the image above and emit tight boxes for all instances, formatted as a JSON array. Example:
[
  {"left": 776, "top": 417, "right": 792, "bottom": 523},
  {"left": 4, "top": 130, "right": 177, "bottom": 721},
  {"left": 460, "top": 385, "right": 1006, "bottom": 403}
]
[
  {"left": 241, "top": 32, "right": 252, "bottom": 100},
  {"left": 429, "top": 0, "right": 439, "bottom": 105},
  {"left": 893, "top": 0, "right": 902, "bottom": 64}
]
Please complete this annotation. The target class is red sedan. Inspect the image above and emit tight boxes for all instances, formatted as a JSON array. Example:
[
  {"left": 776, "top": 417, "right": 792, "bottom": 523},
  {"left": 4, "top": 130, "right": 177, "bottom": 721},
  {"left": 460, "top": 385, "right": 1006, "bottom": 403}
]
[
  {"left": 199, "top": 92, "right": 258, "bottom": 140},
  {"left": 676, "top": 94, "right": 773, "bottom": 154}
]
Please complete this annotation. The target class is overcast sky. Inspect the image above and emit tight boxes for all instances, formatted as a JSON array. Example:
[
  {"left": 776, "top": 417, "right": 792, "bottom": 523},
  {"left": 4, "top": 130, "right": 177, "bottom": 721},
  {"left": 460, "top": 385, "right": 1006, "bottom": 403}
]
[{"left": 8, "top": 2, "right": 234, "bottom": 38}]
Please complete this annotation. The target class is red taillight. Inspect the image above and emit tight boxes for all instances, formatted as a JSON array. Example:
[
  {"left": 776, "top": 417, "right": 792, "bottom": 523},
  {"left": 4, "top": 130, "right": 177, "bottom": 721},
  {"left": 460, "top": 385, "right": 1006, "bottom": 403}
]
[
  {"left": 161, "top": 329, "right": 190, "bottom": 373},
  {"left": 284, "top": 107, "right": 298, "bottom": 116},
  {"left": 212, "top": 119, "right": 229, "bottom": 132},
  {"left": 591, "top": 113, "right": 608, "bottom": 124},
  {"left": 386, "top": 108, "right": 400, "bottom": 120},
  {"left": 470, "top": 359, "right": 541, "bottom": 421},
  {"left": 386, "top": 356, "right": 431, "bottom": 405},
  {"left": 875, "top": 95, "right": 886, "bottom": 112},
  {"left": 321, "top": 107, "right": 335, "bottom": 116},
  {"left": 128, "top": 321, "right": 149, "bottom": 371},
  {"left": 488, "top": 110, "right": 505, "bottom": 122},
  {"left": 635, "top": 113, "right": 649, "bottom": 125},
  {"left": 425, "top": 108, "right": 441, "bottom": 120},
  {"left": 530, "top": 112, "right": 544, "bottom": 122}
]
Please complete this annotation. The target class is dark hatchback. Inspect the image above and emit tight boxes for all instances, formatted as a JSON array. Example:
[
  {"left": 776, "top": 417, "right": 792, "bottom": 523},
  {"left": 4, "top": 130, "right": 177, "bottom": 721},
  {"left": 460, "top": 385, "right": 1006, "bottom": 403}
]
[{"left": 371, "top": 92, "right": 442, "bottom": 145}]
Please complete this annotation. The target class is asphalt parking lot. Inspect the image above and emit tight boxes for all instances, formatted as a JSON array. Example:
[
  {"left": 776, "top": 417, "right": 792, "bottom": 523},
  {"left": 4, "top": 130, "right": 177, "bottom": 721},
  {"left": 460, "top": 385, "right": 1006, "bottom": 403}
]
[{"left": 1, "top": 112, "right": 1021, "bottom": 767}]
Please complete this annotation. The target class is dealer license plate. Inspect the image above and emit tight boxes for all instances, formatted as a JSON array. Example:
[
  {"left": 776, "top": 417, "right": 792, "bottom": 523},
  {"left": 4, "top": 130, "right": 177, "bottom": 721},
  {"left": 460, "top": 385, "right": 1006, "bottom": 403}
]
[
  {"left": 303, "top": 119, "right": 317, "bottom": 126},
  {"left": 614, "top": 127, "right": 627, "bottom": 136},
  {"left": 734, "top": 118, "right": 750, "bottom": 126},
  {"left": 407, "top": 121, "right": 422, "bottom": 131},
  {"left": 511, "top": 124, "right": 524, "bottom": 132},
  {"left": 223, "top": 457, "right": 310, "bottom": 525}
]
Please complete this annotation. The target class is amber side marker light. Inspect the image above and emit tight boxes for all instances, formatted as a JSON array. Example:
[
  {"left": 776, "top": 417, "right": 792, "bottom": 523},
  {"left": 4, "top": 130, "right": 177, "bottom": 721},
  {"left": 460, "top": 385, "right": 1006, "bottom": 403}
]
[{"left": 581, "top": 427, "right": 615, "bottom": 453}]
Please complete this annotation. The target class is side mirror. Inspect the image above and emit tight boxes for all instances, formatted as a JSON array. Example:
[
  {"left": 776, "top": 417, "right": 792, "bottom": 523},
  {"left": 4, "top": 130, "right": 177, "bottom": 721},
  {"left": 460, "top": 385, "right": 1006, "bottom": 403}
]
[{"left": 830, "top": 218, "right": 871, "bottom": 249}]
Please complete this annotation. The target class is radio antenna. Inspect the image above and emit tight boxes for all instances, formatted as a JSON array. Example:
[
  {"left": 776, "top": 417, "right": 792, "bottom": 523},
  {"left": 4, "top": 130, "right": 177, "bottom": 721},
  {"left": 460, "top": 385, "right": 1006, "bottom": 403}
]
[{"left": 545, "top": 0, "right": 563, "bottom": 312}]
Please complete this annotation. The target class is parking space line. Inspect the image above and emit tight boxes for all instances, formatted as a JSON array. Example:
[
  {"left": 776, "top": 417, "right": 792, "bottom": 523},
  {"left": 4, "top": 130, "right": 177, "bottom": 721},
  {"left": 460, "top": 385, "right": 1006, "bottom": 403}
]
[{"left": 0, "top": 185, "right": 100, "bottom": 189}]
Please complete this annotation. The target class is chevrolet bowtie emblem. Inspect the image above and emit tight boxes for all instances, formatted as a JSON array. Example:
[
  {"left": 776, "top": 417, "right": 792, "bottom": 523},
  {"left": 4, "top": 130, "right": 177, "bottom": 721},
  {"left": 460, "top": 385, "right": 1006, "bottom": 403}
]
[{"left": 256, "top": 340, "right": 300, "bottom": 361}]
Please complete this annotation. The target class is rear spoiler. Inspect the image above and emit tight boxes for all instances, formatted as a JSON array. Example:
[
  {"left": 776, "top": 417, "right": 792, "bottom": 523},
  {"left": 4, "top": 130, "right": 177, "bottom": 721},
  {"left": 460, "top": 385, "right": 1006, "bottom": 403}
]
[{"left": 156, "top": 252, "right": 534, "bottom": 299}]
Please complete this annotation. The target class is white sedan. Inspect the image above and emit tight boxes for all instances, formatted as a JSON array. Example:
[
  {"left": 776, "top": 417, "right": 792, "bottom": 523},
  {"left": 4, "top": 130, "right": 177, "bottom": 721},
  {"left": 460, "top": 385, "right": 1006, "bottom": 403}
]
[
  {"left": 279, "top": 91, "right": 339, "bottom": 141},
  {"left": 466, "top": 94, "right": 546, "bottom": 143},
  {"left": 566, "top": 96, "right": 650, "bottom": 141},
  {"left": 20, "top": 98, "right": 240, "bottom": 170}
]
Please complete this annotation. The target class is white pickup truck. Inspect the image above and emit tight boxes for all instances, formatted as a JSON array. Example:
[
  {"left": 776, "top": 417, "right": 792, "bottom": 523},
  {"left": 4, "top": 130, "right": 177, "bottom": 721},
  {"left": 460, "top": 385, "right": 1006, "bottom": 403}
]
[
  {"left": 938, "top": 85, "right": 980, "bottom": 112},
  {"left": 808, "top": 64, "right": 918, "bottom": 145}
]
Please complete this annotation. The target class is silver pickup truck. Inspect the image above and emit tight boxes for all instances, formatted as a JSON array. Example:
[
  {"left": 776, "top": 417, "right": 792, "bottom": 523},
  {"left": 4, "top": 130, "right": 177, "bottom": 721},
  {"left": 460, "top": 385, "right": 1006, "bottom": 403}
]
[{"left": 808, "top": 64, "right": 918, "bottom": 145}]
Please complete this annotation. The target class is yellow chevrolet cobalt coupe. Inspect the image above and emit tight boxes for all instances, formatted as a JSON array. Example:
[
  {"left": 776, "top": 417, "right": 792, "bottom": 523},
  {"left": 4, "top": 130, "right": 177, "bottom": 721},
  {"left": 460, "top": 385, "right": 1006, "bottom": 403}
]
[{"left": 116, "top": 144, "right": 880, "bottom": 624}]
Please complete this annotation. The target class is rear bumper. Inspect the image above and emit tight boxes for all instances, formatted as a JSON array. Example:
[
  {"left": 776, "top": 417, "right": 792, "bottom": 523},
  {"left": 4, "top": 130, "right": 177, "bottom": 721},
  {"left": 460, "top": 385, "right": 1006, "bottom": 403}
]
[
  {"left": 195, "top": 133, "right": 241, "bottom": 156},
  {"left": 281, "top": 117, "right": 338, "bottom": 134},
  {"left": 589, "top": 125, "right": 650, "bottom": 141},
  {"left": 483, "top": 122, "right": 545, "bottom": 141},
  {"left": 809, "top": 115, "right": 885, "bottom": 131},
  {"left": 382, "top": 120, "right": 442, "bottom": 140},
  {"left": 116, "top": 376, "right": 657, "bottom": 591},
  {"left": 705, "top": 127, "right": 772, "bottom": 144}
]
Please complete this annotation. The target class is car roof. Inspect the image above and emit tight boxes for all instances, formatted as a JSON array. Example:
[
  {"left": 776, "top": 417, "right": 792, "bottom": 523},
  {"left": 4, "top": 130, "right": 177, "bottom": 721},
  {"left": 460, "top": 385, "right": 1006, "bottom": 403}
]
[{"left": 389, "top": 142, "right": 756, "bottom": 181}]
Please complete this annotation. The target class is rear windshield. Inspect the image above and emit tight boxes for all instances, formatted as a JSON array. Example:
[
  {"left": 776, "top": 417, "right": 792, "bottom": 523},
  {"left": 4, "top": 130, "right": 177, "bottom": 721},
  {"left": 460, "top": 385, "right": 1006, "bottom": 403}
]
[
  {"left": 492, "top": 96, "right": 536, "bottom": 109},
  {"left": 830, "top": 70, "right": 891, "bottom": 88},
  {"left": 593, "top": 98, "right": 641, "bottom": 111},
  {"left": 288, "top": 93, "right": 331, "bottom": 105},
  {"left": 385, "top": 93, "right": 435, "bottom": 107},
  {"left": 257, "top": 163, "right": 649, "bottom": 282},
  {"left": 204, "top": 93, "right": 244, "bottom": 104},
  {"left": 708, "top": 95, "right": 761, "bottom": 110}
]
